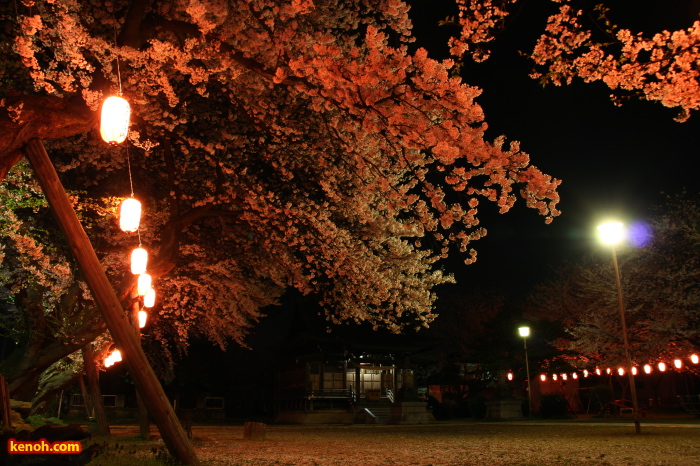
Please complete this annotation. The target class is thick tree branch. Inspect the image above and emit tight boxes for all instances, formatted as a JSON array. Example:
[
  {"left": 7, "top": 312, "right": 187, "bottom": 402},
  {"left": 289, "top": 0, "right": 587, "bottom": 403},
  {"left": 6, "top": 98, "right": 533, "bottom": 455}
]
[{"left": 0, "top": 96, "right": 96, "bottom": 180}]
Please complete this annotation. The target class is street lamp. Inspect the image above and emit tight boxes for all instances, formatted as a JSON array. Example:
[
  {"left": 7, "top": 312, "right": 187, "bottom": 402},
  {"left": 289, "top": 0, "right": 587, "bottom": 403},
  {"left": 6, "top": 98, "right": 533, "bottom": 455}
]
[
  {"left": 518, "top": 326, "right": 533, "bottom": 419},
  {"left": 597, "top": 221, "right": 641, "bottom": 434}
]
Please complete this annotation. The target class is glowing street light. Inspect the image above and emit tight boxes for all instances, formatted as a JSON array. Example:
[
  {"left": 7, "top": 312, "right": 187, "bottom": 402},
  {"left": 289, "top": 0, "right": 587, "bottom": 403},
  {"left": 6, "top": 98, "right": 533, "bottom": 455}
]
[
  {"left": 518, "top": 326, "right": 533, "bottom": 419},
  {"left": 597, "top": 221, "right": 641, "bottom": 434}
]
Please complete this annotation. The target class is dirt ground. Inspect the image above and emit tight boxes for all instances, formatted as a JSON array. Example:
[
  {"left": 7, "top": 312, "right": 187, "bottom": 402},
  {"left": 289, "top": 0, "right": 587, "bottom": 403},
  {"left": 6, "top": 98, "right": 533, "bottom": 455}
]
[{"left": 106, "top": 418, "right": 700, "bottom": 465}]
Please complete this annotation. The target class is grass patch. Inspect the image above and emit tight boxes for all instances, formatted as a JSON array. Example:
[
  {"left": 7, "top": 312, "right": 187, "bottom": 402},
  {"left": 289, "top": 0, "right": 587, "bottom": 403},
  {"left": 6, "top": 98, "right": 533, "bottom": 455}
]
[{"left": 84, "top": 435, "right": 180, "bottom": 466}]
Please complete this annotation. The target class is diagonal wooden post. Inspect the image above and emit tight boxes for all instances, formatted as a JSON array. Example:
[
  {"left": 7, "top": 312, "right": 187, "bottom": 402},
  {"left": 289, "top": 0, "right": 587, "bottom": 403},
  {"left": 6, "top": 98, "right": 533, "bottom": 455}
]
[{"left": 22, "top": 139, "right": 198, "bottom": 465}]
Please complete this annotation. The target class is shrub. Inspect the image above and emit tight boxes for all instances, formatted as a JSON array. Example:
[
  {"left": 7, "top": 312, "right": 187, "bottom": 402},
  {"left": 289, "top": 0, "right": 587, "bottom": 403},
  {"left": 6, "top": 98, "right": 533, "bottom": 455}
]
[
  {"left": 539, "top": 394, "right": 571, "bottom": 419},
  {"left": 467, "top": 394, "right": 488, "bottom": 419},
  {"left": 26, "top": 414, "right": 66, "bottom": 426}
]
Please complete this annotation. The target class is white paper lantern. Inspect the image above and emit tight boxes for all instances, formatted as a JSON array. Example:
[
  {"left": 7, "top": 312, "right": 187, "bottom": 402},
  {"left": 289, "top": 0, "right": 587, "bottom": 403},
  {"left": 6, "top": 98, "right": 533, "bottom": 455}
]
[
  {"left": 131, "top": 247, "right": 148, "bottom": 275},
  {"left": 100, "top": 96, "right": 131, "bottom": 144},
  {"left": 112, "top": 349, "right": 122, "bottom": 362},
  {"left": 143, "top": 288, "right": 156, "bottom": 308},
  {"left": 120, "top": 198, "right": 141, "bottom": 232},
  {"left": 137, "top": 273, "right": 152, "bottom": 296},
  {"left": 138, "top": 310, "right": 148, "bottom": 328}
]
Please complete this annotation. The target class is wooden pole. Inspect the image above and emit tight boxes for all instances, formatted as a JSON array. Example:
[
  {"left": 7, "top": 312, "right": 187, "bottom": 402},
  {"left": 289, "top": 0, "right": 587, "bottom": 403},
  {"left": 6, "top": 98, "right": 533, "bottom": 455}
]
[
  {"left": 611, "top": 247, "right": 641, "bottom": 434},
  {"left": 23, "top": 139, "right": 199, "bottom": 465},
  {"left": 130, "top": 298, "right": 151, "bottom": 440}
]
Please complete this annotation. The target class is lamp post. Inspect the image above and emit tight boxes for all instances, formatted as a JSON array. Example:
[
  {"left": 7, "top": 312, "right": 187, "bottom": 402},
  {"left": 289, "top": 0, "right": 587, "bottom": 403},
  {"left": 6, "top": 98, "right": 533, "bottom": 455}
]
[
  {"left": 518, "top": 326, "right": 533, "bottom": 419},
  {"left": 597, "top": 222, "right": 641, "bottom": 434}
]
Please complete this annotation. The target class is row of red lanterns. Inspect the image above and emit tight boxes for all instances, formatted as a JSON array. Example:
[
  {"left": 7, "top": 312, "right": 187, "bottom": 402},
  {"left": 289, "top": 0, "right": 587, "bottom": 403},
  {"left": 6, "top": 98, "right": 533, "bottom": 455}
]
[{"left": 507, "top": 354, "right": 700, "bottom": 382}]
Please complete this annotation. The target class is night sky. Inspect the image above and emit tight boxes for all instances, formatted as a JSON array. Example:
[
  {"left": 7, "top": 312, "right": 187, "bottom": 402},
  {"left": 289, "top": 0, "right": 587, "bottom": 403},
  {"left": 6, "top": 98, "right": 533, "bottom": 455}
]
[{"left": 409, "top": 1, "right": 700, "bottom": 295}]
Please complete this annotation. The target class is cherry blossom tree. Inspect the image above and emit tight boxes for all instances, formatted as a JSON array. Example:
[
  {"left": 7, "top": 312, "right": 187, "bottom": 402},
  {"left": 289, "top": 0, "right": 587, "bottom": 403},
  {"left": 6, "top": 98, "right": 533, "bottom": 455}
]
[
  {"left": 526, "top": 194, "right": 700, "bottom": 371},
  {"left": 0, "top": 0, "right": 560, "bottom": 366},
  {"left": 449, "top": 0, "right": 700, "bottom": 121},
  {"left": 0, "top": 161, "right": 110, "bottom": 399}
]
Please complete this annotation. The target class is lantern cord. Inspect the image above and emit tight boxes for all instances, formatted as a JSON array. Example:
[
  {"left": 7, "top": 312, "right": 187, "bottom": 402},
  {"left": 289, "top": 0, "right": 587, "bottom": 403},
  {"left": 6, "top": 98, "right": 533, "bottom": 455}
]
[
  {"left": 116, "top": 52, "right": 123, "bottom": 96},
  {"left": 111, "top": 14, "right": 123, "bottom": 96},
  {"left": 126, "top": 144, "right": 134, "bottom": 197}
]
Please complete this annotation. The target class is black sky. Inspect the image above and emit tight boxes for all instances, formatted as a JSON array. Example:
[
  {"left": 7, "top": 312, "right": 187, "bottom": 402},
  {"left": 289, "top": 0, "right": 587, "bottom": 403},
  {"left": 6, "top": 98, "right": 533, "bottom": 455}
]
[{"left": 408, "top": 1, "right": 700, "bottom": 294}]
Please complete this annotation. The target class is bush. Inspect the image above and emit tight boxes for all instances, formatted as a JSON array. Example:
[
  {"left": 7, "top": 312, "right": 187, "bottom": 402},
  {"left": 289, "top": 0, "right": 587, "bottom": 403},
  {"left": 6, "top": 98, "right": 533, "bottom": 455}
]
[
  {"left": 539, "top": 394, "right": 571, "bottom": 419},
  {"left": 26, "top": 414, "right": 66, "bottom": 426},
  {"left": 467, "top": 394, "right": 488, "bottom": 419}
]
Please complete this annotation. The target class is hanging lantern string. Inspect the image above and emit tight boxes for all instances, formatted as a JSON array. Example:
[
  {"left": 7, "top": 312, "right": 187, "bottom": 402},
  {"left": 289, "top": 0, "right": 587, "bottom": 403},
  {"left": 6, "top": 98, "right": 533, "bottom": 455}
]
[
  {"left": 112, "top": 14, "right": 123, "bottom": 96},
  {"left": 115, "top": 44, "right": 123, "bottom": 95},
  {"left": 126, "top": 145, "right": 134, "bottom": 197}
]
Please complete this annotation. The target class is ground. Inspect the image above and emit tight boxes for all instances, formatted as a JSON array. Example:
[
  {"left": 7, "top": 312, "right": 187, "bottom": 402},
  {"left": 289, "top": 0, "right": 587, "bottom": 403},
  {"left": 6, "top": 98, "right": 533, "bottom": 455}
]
[{"left": 87, "top": 415, "right": 700, "bottom": 466}]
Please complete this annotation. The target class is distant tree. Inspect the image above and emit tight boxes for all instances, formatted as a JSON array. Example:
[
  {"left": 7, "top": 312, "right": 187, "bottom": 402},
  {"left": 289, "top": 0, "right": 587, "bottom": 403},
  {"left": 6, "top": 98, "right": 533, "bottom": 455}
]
[
  {"left": 527, "top": 193, "right": 700, "bottom": 370},
  {"left": 449, "top": 0, "right": 700, "bottom": 121}
]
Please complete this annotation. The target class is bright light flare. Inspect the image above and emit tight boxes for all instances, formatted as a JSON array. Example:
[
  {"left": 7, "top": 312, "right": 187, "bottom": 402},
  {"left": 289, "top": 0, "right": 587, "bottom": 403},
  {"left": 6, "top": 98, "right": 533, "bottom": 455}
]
[{"left": 597, "top": 222, "right": 625, "bottom": 245}]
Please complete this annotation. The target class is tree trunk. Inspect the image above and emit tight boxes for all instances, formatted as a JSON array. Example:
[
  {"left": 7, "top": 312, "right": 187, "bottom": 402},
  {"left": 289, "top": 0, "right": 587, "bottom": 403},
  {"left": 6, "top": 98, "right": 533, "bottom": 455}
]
[
  {"left": 6, "top": 307, "right": 105, "bottom": 400},
  {"left": 29, "top": 364, "right": 82, "bottom": 417},
  {"left": 78, "top": 376, "right": 94, "bottom": 419},
  {"left": 23, "top": 139, "right": 199, "bottom": 465},
  {"left": 243, "top": 422, "right": 266, "bottom": 440},
  {"left": 82, "top": 345, "right": 110, "bottom": 435},
  {"left": 0, "top": 375, "right": 11, "bottom": 429}
]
